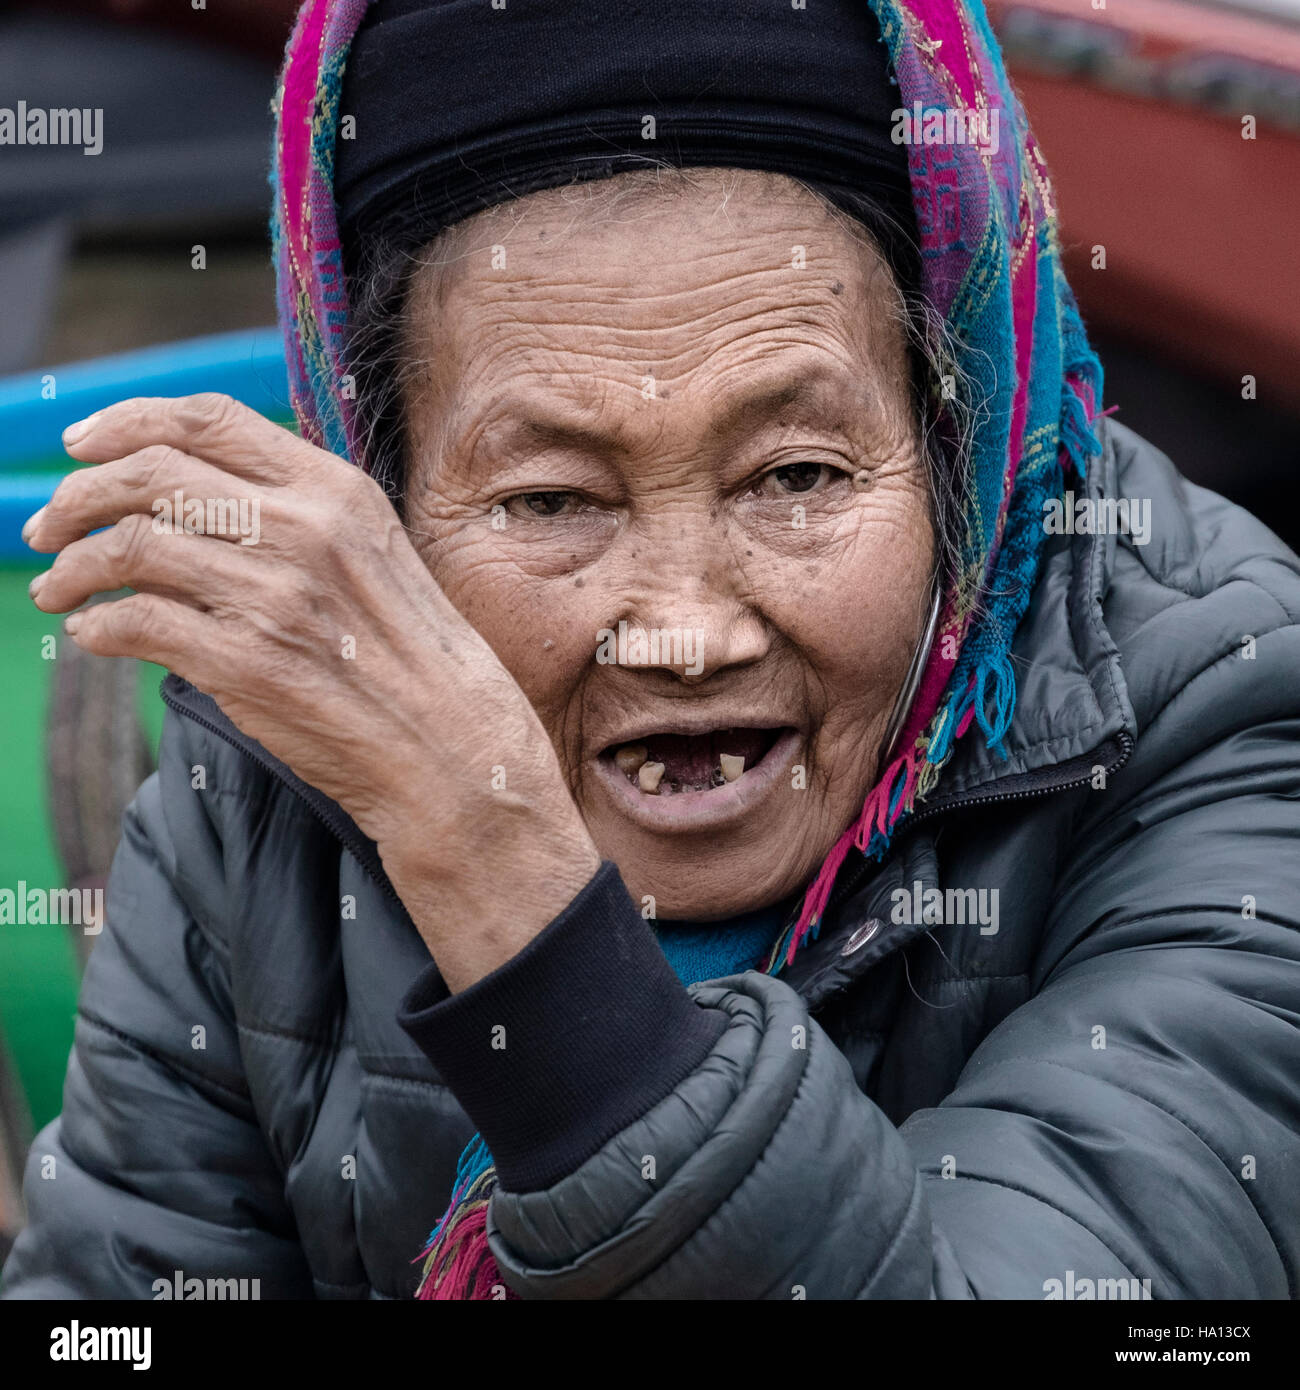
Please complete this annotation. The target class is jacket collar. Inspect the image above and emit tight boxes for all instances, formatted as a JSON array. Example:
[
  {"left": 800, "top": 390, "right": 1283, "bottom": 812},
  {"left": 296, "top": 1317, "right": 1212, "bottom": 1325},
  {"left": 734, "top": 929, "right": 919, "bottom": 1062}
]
[{"left": 778, "top": 834, "right": 942, "bottom": 1010}]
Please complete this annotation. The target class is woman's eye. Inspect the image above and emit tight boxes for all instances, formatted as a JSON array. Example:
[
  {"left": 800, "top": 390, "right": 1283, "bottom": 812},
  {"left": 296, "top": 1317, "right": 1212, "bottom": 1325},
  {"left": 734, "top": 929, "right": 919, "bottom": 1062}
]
[
  {"left": 506, "top": 491, "right": 578, "bottom": 518},
  {"left": 758, "top": 462, "right": 839, "bottom": 496}
]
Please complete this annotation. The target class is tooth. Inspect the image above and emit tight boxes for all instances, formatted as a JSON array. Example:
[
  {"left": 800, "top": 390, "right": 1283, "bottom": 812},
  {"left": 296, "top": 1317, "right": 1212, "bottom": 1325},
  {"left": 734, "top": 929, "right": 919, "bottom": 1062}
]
[
  {"left": 719, "top": 753, "right": 745, "bottom": 783},
  {"left": 638, "top": 760, "right": 666, "bottom": 794},
  {"left": 615, "top": 743, "right": 649, "bottom": 776}
]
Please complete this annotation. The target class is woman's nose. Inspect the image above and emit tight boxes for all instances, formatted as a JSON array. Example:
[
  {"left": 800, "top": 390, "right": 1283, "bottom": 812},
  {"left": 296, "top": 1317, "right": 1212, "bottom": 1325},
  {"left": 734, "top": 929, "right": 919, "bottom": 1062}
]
[{"left": 604, "top": 542, "right": 770, "bottom": 683}]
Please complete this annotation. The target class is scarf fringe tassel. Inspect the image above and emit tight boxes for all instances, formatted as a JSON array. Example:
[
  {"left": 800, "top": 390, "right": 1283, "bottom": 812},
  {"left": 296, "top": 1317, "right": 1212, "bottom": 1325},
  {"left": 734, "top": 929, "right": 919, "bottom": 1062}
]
[{"left": 414, "top": 1136, "right": 516, "bottom": 1300}]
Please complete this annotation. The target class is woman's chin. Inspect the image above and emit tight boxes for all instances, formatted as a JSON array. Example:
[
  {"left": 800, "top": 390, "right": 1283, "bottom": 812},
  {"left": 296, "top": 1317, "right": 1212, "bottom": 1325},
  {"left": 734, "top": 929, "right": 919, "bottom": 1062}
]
[{"left": 595, "top": 843, "right": 810, "bottom": 922}]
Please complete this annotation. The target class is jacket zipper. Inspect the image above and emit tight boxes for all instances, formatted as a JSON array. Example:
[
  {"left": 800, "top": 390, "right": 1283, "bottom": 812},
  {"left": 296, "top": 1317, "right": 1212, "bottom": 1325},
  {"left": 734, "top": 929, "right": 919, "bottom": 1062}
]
[
  {"left": 159, "top": 680, "right": 404, "bottom": 905},
  {"left": 905, "top": 730, "right": 1134, "bottom": 831},
  {"left": 818, "top": 730, "right": 1136, "bottom": 919}
]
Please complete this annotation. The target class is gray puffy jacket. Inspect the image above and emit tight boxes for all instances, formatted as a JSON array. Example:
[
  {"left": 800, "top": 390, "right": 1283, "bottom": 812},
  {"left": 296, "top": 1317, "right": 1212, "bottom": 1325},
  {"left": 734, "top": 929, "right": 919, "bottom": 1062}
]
[{"left": 3, "top": 419, "right": 1299, "bottom": 1299}]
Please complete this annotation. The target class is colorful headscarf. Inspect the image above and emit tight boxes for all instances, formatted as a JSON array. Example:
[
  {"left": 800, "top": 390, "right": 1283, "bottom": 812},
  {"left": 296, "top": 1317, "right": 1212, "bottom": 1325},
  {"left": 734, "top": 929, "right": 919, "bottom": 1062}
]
[{"left": 271, "top": 0, "right": 1103, "bottom": 1299}]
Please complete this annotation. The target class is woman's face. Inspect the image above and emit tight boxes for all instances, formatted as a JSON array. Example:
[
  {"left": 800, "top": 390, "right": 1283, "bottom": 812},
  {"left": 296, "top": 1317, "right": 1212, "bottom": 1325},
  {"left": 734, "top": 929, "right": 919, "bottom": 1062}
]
[{"left": 401, "top": 170, "right": 935, "bottom": 919}]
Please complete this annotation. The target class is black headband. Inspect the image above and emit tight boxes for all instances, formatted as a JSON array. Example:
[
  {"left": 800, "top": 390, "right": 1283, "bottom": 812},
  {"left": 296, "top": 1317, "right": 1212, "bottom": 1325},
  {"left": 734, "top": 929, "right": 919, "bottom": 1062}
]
[{"left": 334, "top": 0, "right": 918, "bottom": 287}]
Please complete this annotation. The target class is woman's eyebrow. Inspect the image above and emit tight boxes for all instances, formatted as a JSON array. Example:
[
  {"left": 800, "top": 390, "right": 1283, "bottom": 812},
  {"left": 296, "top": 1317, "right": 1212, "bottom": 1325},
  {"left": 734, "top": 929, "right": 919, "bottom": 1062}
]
[
  {"left": 458, "top": 367, "right": 861, "bottom": 468},
  {"left": 705, "top": 374, "right": 853, "bottom": 441},
  {"left": 457, "top": 402, "right": 626, "bottom": 465}
]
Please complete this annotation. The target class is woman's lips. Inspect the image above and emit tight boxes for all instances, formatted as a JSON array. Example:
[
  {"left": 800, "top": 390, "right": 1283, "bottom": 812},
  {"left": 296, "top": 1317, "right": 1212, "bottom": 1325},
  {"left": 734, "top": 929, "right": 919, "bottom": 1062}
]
[{"left": 592, "top": 726, "right": 802, "bottom": 832}]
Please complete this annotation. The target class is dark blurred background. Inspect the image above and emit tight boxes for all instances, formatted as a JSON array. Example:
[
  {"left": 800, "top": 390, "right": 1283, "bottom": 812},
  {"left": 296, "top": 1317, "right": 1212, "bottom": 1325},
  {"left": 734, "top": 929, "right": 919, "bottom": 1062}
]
[
  {"left": 1, "top": 0, "right": 1297, "bottom": 1255},
  {"left": 0, "top": 1, "right": 295, "bottom": 370}
]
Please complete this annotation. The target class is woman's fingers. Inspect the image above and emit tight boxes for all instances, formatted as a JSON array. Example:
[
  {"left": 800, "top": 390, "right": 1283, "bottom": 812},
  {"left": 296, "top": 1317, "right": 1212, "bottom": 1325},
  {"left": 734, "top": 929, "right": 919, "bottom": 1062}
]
[
  {"left": 60, "top": 393, "right": 326, "bottom": 488},
  {"left": 30, "top": 512, "right": 260, "bottom": 616},
  {"left": 60, "top": 592, "right": 222, "bottom": 675},
  {"left": 25, "top": 444, "right": 268, "bottom": 553}
]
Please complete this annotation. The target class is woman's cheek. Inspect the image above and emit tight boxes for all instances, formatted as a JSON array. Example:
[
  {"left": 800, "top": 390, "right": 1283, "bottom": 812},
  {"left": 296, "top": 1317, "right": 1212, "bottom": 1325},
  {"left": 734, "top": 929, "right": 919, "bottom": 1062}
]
[
  {"left": 740, "top": 481, "right": 927, "bottom": 611},
  {"left": 423, "top": 527, "right": 605, "bottom": 724},
  {"left": 741, "top": 492, "right": 933, "bottom": 718}
]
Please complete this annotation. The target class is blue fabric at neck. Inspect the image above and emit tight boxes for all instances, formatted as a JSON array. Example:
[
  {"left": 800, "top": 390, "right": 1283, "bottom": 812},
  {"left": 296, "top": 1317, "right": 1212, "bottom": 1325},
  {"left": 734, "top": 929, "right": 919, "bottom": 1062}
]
[{"left": 651, "top": 902, "right": 790, "bottom": 988}]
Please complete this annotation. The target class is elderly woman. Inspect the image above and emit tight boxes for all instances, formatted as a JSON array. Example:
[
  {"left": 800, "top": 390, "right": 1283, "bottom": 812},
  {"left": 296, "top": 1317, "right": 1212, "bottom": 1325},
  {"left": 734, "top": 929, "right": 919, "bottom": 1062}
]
[{"left": 3, "top": 0, "right": 1298, "bottom": 1302}]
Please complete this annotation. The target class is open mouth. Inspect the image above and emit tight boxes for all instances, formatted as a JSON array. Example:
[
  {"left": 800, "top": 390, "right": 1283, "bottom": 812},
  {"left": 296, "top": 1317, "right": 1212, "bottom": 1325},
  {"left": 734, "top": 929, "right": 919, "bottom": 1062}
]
[{"left": 602, "top": 727, "right": 789, "bottom": 795}]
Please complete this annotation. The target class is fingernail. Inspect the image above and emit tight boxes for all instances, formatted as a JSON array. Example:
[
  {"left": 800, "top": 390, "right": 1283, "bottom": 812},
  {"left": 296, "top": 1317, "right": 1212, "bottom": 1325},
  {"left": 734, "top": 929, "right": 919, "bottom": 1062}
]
[
  {"left": 28, "top": 571, "right": 46, "bottom": 599},
  {"left": 21, "top": 506, "right": 45, "bottom": 542},
  {"left": 63, "top": 613, "right": 82, "bottom": 636},
  {"left": 62, "top": 412, "right": 101, "bottom": 446}
]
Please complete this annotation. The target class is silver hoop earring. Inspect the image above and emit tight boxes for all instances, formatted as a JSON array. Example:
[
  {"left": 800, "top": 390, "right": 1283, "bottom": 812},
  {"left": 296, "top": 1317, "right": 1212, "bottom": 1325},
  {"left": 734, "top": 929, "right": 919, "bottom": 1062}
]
[{"left": 878, "top": 581, "right": 942, "bottom": 772}]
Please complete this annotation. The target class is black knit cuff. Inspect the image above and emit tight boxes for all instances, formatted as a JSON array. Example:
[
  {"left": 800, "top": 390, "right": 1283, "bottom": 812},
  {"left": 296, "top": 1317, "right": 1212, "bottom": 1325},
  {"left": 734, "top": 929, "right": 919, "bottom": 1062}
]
[{"left": 396, "top": 860, "right": 728, "bottom": 1194}]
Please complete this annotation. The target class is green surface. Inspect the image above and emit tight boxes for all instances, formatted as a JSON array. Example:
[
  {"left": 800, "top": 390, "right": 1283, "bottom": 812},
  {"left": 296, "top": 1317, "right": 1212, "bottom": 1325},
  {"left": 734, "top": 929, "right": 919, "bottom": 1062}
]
[
  {"left": 0, "top": 412, "right": 291, "bottom": 1135},
  {"left": 0, "top": 563, "right": 75, "bottom": 1134},
  {"left": 0, "top": 562, "right": 166, "bottom": 1133}
]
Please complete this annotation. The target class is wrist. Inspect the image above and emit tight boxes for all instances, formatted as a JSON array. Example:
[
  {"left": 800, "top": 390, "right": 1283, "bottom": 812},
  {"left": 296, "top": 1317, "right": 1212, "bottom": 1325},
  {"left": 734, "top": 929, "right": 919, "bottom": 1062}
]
[
  {"left": 381, "top": 795, "right": 601, "bottom": 992},
  {"left": 396, "top": 859, "right": 729, "bottom": 1193}
]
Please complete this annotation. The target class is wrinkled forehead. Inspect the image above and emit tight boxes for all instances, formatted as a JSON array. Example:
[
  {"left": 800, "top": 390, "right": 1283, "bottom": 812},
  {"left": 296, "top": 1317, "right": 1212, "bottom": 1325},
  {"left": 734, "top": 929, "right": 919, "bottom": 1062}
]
[{"left": 399, "top": 170, "right": 912, "bottom": 453}]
